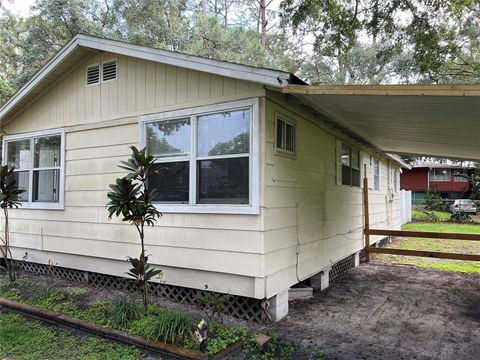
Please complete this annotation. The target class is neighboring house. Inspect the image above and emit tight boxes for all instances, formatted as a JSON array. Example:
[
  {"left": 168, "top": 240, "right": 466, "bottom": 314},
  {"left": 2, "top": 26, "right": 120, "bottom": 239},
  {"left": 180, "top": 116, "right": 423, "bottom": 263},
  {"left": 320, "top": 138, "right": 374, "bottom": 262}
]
[
  {"left": 0, "top": 35, "right": 406, "bottom": 321},
  {"left": 400, "top": 161, "right": 476, "bottom": 204}
]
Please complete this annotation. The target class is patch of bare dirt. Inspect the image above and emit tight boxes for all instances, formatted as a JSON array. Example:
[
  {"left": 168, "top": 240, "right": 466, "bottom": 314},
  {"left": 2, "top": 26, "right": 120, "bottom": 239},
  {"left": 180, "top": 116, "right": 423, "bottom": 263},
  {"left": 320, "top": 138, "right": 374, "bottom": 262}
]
[{"left": 270, "top": 263, "right": 480, "bottom": 360}]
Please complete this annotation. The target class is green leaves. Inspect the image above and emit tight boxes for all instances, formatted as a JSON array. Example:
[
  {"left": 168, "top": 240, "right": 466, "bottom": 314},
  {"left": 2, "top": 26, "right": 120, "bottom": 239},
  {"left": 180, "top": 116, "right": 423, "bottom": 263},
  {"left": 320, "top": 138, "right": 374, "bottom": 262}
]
[
  {"left": 126, "top": 251, "right": 162, "bottom": 283},
  {"left": 106, "top": 146, "right": 161, "bottom": 224},
  {"left": 0, "top": 165, "right": 26, "bottom": 209}
]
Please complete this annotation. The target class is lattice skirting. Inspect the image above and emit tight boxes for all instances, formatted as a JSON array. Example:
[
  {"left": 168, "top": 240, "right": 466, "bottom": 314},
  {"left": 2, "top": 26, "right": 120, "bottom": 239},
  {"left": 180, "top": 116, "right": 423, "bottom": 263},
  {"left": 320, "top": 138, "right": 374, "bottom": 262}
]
[
  {"left": 12, "top": 261, "right": 269, "bottom": 323},
  {"left": 329, "top": 254, "right": 355, "bottom": 283}
]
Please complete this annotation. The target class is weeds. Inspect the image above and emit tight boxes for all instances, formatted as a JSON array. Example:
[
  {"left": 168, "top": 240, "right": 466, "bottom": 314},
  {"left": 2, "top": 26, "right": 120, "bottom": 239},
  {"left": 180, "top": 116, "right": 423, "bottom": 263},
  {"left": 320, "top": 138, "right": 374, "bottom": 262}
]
[
  {"left": 108, "top": 296, "right": 142, "bottom": 330},
  {"left": 130, "top": 309, "right": 194, "bottom": 345}
]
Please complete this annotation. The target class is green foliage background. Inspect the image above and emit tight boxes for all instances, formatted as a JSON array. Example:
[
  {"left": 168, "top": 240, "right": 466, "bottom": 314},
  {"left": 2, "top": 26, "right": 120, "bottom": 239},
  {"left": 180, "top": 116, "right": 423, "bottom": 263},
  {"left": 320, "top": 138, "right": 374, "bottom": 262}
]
[{"left": 1, "top": 0, "right": 479, "bottom": 108}]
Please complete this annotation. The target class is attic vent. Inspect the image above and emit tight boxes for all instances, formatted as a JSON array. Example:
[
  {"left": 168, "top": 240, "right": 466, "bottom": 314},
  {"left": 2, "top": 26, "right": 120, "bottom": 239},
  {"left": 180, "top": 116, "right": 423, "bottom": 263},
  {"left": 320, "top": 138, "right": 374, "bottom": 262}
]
[
  {"left": 102, "top": 60, "right": 117, "bottom": 82},
  {"left": 86, "top": 64, "right": 100, "bottom": 85}
]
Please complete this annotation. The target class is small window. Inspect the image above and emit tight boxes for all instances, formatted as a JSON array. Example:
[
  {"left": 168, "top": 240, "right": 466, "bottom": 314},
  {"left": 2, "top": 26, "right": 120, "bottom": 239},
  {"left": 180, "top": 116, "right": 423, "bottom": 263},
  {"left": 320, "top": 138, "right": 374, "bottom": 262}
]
[
  {"left": 373, "top": 159, "right": 380, "bottom": 190},
  {"left": 86, "top": 64, "right": 100, "bottom": 85},
  {"left": 276, "top": 117, "right": 295, "bottom": 155},
  {"left": 430, "top": 169, "right": 450, "bottom": 181},
  {"left": 341, "top": 142, "right": 360, "bottom": 186},
  {"left": 102, "top": 60, "right": 117, "bottom": 82}
]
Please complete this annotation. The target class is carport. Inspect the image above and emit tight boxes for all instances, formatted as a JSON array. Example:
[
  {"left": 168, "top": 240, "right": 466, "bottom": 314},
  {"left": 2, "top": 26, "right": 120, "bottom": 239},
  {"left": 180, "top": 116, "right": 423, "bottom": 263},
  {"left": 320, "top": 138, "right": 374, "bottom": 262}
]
[{"left": 283, "top": 84, "right": 480, "bottom": 261}]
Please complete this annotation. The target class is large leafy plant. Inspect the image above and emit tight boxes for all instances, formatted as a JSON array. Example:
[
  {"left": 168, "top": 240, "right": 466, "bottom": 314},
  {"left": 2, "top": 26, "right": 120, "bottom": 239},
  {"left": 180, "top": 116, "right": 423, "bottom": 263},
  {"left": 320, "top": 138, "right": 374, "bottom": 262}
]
[
  {"left": 0, "top": 165, "right": 26, "bottom": 282},
  {"left": 107, "top": 146, "right": 162, "bottom": 309}
]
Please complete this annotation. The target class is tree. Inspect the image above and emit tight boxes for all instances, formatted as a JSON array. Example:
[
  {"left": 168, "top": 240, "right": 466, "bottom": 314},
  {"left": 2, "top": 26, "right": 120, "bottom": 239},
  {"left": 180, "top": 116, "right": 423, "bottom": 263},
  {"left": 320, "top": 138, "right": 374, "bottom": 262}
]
[
  {"left": 107, "top": 146, "right": 162, "bottom": 309},
  {"left": 0, "top": 165, "right": 26, "bottom": 282},
  {"left": 280, "top": 0, "right": 480, "bottom": 84}
]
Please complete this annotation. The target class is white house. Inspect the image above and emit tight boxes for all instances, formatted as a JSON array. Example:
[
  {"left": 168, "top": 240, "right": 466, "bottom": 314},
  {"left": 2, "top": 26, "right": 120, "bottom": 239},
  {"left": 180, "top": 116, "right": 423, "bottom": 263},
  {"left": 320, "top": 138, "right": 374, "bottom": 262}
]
[{"left": 0, "top": 35, "right": 407, "bottom": 321}]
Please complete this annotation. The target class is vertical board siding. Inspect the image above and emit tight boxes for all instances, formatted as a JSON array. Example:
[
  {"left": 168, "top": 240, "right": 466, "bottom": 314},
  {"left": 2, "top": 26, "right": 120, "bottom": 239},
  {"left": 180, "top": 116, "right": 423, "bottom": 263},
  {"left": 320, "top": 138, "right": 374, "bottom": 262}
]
[
  {"left": 3, "top": 52, "right": 266, "bottom": 298},
  {"left": 263, "top": 97, "right": 402, "bottom": 298}
]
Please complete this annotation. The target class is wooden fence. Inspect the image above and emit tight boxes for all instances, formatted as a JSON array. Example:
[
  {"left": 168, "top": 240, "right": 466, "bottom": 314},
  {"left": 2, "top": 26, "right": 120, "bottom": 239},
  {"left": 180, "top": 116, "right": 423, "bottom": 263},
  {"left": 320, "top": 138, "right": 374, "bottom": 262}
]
[{"left": 363, "top": 174, "right": 480, "bottom": 262}]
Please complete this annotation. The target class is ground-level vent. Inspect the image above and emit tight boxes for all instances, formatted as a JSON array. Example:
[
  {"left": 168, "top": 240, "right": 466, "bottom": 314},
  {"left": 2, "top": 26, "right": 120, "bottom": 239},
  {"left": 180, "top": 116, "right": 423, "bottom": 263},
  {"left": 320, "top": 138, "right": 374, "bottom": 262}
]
[{"left": 329, "top": 254, "right": 356, "bottom": 283}]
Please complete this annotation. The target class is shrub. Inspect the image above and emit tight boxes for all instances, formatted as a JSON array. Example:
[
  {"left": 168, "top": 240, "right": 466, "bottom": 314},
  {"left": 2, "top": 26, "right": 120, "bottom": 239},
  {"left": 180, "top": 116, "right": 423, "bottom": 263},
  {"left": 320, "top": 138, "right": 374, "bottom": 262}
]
[
  {"left": 106, "top": 146, "right": 162, "bottom": 309},
  {"left": 450, "top": 212, "right": 472, "bottom": 223},
  {"left": 196, "top": 285, "right": 232, "bottom": 323},
  {"left": 108, "top": 296, "right": 142, "bottom": 330},
  {"left": 424, "top": 189, "right": 448, "bottom": 211},
  {"left": 130, "top": 309, "right": 194, "bottom": 345}
]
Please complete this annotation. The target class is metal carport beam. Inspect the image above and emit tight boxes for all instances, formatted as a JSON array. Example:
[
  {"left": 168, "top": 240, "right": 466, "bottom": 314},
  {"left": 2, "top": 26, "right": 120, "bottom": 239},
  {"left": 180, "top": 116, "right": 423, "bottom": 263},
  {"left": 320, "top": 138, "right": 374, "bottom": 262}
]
[{"left": 283, "top": 84, "right": 480, "bottom": 161}]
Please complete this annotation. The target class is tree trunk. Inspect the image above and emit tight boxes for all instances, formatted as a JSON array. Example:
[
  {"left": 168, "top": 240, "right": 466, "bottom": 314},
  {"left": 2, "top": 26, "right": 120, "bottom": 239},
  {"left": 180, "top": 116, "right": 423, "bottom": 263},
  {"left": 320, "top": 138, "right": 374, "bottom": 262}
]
[
  {"left": 200, "top": 0, "right": 207, "bottom": 13},
  {"left": 2, "top": 207, "right": 15, "bottom": 282},
  {"left": 259, "top": 0, "right": 267, "bottom": 46}
]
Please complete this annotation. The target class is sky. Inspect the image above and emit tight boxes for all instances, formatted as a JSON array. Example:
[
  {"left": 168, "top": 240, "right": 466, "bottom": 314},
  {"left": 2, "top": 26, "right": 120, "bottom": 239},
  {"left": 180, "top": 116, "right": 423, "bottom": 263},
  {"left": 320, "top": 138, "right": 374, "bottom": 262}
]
[
  {"left": 3, "top": 0, "right": 284, "bottom": 18},
  {"left": 2, "top": 0, "right": 35, "bottom": 17}
]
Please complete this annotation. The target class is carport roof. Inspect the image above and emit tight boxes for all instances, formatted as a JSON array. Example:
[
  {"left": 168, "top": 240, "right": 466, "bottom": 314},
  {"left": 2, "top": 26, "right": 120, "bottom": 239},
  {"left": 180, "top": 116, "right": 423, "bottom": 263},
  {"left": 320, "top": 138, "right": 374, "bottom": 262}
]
[{"left": 284, "top": 84, "right": 480, "bottom": 161}]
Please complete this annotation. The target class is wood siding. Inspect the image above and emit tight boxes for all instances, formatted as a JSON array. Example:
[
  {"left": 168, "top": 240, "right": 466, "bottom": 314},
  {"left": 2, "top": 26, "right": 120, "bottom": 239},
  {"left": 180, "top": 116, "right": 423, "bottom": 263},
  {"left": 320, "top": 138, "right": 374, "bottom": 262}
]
[
  {"left": 262, "top": 95, "right": 401, "bottom": 298},
  {"left": 4, "top": 51, "right": 266, "bottom": 298}
]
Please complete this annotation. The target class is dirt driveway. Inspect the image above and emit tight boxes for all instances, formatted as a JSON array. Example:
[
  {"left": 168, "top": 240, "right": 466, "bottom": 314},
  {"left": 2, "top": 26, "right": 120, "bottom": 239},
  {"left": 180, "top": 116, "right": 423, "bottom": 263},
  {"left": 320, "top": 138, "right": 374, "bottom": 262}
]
[{"left": 271, "top": 263, "right": 480, "bottom": 360}]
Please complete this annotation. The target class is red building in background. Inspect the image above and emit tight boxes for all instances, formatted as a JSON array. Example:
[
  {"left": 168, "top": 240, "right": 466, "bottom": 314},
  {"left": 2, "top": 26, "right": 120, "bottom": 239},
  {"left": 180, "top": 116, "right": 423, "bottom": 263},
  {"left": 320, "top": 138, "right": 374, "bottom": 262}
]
[{"left": 400, "top": 161, "right": 475, "bottom": 204}]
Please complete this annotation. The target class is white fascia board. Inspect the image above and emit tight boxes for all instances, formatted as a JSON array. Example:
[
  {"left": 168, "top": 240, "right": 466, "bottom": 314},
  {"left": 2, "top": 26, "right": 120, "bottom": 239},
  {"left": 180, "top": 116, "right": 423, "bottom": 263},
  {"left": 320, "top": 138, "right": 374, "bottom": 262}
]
[
  {"left": 0, "top": 37, "right": 81, "bottom": 120},
  {"left": 76, "top": 35, "right": 290, "bottom": 87}
]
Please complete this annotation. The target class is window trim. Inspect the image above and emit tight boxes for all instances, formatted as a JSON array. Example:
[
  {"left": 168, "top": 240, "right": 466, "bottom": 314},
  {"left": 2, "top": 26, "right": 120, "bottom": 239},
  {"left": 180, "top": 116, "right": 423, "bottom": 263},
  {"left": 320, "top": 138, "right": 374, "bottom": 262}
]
[
  {"left": 139, "top": 98, "right": 260, "bottom": 215},
  {"left": 274, "top": 113, "right": 296, "bottom": 158},
  {"left": 338, "top": 140, "right": 361, "bottom": 187},
  {"left": 373, "top": 158, "right": 380, "bottom": 191},
  {"left": 2, "top": 128, "right": 65, "bottom": 210}
]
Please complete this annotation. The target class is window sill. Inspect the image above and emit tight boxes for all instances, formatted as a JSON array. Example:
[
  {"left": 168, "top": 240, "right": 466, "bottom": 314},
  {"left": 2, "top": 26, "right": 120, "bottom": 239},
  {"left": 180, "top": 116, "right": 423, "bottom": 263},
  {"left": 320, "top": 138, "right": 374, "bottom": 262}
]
[
  {"left": 153, "top": 204, "right": 260, "bottom": 215},
  {"left": 17, "top": 203, "right": 64, "bottom": 211}
]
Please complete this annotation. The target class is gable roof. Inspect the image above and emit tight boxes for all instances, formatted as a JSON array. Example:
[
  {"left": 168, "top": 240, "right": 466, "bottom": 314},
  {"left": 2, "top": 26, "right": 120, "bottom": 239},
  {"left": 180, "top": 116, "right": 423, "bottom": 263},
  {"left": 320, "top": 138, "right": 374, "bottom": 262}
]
[{"left": 0, "top": 34, "right": 304, "bottom": 124}]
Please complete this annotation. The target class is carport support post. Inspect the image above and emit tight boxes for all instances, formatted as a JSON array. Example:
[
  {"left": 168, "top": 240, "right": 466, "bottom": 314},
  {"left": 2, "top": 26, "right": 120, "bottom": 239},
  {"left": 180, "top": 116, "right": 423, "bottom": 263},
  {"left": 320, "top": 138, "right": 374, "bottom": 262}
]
[{"left": 363, "top": 165, "right": 370, "bottom": 262}]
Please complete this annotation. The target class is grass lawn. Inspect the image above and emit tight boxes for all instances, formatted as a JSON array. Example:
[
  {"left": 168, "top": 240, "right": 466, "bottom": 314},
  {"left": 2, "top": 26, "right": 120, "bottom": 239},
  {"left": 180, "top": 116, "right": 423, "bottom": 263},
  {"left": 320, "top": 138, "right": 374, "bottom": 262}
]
[
  {"left": 0, "top": 312, "right": 143, "bottom": 360},
  {"left": 373, "top": 222, "right": 480, "bottom": 273}
]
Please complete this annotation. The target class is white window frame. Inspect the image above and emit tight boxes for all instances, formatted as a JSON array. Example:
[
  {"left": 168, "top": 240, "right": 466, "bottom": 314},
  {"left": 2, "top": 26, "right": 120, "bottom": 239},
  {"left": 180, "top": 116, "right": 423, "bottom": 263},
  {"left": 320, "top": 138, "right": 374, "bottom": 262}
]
[
  {"left": 2, "top": 128, "right": 65, "bottom": 210},
  {"left": 139, "top": 98, "right": 260, "bottom": 215},
  {"left": 373, "top": 158, "right": 380, "bottom": 191},
  {"left": 337, "top": 140, "right": 361, "bottom": 187},
  {"left": 274, "top": 113, "right": 296, "bottom": 157}
]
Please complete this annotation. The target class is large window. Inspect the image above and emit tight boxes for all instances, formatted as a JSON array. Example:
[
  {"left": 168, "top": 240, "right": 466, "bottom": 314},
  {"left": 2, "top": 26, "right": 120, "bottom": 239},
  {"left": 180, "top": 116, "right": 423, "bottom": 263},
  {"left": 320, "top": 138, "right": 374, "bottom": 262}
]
[
  {"left": 341, "top": 142, "right": 360, "bottom": 186},
  {"left": 142, "top": 99, "right": 259, "bottom": 214},
  {"left": 3, "top": 129, "right": 64, "bottom": 209},
  {"left": 430, "top": 169, "right": 450, "bottom": 181}
]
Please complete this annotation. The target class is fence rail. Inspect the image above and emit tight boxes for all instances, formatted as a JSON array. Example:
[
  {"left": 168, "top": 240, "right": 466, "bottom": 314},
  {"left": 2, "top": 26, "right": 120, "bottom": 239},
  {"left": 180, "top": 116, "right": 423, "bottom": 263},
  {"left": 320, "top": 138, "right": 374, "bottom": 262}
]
[{"left": 362, "top": 167, "right": 480, "bottom": 263}]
